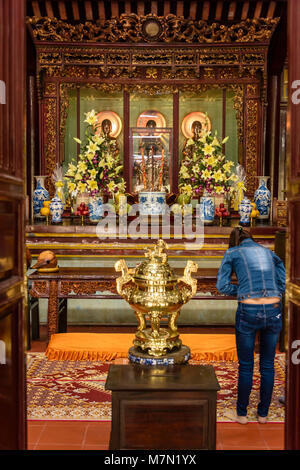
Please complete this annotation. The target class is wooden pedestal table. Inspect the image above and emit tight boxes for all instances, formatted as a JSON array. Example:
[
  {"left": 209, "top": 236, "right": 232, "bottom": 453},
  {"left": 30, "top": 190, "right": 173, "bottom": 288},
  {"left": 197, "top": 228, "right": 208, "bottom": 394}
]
[
  {"left": 105, "top": 363, "right": 220, "bottom": 450},
  {"left": 28, "top": 267, "right": 235, "bottom": 341}
]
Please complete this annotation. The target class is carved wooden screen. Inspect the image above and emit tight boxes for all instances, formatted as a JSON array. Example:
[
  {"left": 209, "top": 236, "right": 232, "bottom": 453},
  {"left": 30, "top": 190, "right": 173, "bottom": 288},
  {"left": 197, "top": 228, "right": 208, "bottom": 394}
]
[{"left": 26, "top": 15, "right": 279, "bottom": 198}]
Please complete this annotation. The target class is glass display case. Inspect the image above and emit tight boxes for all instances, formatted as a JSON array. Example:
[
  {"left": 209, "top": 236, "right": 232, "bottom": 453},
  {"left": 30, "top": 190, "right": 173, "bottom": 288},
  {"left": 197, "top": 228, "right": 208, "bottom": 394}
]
[{"left": 129, "top": 126, "right": 173, "bottom": 194}]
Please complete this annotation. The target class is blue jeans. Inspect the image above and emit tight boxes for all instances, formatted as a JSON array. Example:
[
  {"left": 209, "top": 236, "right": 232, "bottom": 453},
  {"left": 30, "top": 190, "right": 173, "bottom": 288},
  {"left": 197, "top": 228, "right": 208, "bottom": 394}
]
[{"left": 235, "top": 302, "right": 282, "bottom": 417}]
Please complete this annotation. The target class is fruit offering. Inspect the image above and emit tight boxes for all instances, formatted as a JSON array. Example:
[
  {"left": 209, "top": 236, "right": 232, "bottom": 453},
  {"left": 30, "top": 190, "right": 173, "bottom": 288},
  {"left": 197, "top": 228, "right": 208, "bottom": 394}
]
[
  {"left": 75, "top": 202, "right": 89, "bottom": 217},
  {"left": 215, "top": 203, "right": 230, "bottom": 218},
  {"left": 250, "top": 202, "right": 260, "bottom": 218}
]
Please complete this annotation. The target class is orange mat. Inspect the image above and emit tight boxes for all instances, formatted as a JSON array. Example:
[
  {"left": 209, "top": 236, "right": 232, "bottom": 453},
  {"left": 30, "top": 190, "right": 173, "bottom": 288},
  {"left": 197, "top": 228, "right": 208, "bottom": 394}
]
[{"left": 45, "top": 333, "right": 237, "bottom": 362}]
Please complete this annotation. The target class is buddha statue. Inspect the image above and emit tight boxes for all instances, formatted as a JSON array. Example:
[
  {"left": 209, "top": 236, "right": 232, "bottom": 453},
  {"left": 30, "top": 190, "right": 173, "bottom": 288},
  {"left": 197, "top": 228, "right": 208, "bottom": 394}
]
[
  {"left": 183, "top": 120, "right": 203, "bottom": 159},
  {"left": 101, "top": 118, "right": 119, "bottom": 157}
]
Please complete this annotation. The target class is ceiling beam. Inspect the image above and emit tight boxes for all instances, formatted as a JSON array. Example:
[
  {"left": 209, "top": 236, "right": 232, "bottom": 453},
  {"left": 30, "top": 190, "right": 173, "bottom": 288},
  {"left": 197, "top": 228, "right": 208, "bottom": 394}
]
[
  {"left": 190, "top": 0, "right": 197, "bottom": 19},
  {"left": 176, "top": 0, "right": 184, "bottom": 17},
  {"left": 151, "top": 0, "right": 158, "bottom": 16},
  {"left": 58, "top": 1, "right": 67, "bottom": 20},
  {"left": 85, "top": 0, "right": 93, "bottom": 20},
  {"left": 202, "top": 1, "right": 210, "bottom": 21},
  {"left": 72, "top": 1, "right": 80, "bottom": 21},
  {"left": 45, "top": 0, "right": 54, "bottom": 18},
  {"left": 111, "top": 0, "right": 119, "bottom": 18},
  {"left": 215, "top": 1, "right": 223, "bottom": 21},
  {"left": 124, "top": 0, "right": 131, "bottom": 14},
  {"left": 98, "top": 0, "right": 105, "bottom": 22},
  {"left": 137, "top": 1, "right": 145, "bottom": 16},
  {"left": 31, "top": 0, "right": 41, "bottom": 17},
  {"left": 163, "top": 1, "right": 171, "bottom": 16},
  {"left": 228, "top": 2, "right": 237, "bottom": 21},
  {"left": 241, "top": 1, "right": 250, "bottom": 20},
  {"left": 254, "top": 1, "right": 263, "bottom": 18},
  {"left": 267, "top": 1, "right": 277, "bottom": 18}
]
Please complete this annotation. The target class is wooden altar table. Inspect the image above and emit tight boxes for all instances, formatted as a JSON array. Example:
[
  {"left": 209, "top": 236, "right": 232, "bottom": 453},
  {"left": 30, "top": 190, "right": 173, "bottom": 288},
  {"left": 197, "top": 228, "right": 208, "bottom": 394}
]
[{"left": 28, "top": 267, "right": 234, "bottom": 340}]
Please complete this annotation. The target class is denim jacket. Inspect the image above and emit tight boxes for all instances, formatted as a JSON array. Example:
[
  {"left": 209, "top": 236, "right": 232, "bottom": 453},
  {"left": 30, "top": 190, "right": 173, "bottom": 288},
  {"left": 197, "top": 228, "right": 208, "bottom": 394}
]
[{"left": 216, "top": 238, "right": 286, "bottom": 301}]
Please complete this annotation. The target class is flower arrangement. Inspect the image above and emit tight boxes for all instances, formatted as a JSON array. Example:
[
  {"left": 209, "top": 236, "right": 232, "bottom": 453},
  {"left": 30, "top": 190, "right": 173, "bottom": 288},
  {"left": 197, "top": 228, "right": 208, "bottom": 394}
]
[
  {"left": 179, "top": 129, "right": 243, "bottom": 198},
  {"left": 65, "top": 110, "right": 126, "bottom": 198}
]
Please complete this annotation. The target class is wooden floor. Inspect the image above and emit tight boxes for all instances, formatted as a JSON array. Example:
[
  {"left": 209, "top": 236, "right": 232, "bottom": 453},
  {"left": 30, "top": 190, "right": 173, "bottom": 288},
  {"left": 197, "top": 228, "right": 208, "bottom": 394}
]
[{"left": 27, "top": 325, "right": 285, "bottom": 451}]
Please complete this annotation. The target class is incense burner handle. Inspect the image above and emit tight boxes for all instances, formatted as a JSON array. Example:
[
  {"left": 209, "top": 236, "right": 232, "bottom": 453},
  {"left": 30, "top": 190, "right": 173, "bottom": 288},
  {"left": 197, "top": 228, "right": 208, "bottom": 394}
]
[
  {"left": 114, "top": 259, "right": 134, "bottom": 297},
  {"left": 178, "top": 260, "right": 198, "bottom": 300}
]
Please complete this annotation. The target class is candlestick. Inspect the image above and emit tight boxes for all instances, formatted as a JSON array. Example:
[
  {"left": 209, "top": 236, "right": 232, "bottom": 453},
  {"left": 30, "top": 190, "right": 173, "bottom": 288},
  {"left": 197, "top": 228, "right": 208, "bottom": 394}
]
[
  {"left": 159, "top": 148, "right": 165, "bottom": 190},
  {"left": 140, "top": 147, "right": 147, "bottom": 190}
]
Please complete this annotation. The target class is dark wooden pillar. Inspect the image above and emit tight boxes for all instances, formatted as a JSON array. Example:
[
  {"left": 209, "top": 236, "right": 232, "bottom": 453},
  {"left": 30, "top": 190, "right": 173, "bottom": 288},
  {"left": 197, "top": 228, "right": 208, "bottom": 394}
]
[
  {"left": 0, "top": 0, "right": 26, "bottom": 450},
  {"left": 285, "top": 0, "right": 300, "bottom": 451}
]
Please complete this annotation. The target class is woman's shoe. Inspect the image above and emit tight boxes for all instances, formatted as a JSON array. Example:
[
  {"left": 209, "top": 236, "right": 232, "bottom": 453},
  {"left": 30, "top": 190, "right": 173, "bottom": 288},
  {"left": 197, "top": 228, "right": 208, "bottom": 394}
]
[{"left": 257, "top": 415, "right": 268, "bottom": 424}]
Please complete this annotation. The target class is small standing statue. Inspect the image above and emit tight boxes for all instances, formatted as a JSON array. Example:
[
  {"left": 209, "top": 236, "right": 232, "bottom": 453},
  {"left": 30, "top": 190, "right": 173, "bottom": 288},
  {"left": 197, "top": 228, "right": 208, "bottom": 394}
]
[
  {"left": 182, "top": 120, "right": 203, "bottom": 159},
  {"left": 101, "top": 118, "right": 119, "bottom": 158},
  {"left": 139, "top": 120, "right": 165, "bottom": 191}
]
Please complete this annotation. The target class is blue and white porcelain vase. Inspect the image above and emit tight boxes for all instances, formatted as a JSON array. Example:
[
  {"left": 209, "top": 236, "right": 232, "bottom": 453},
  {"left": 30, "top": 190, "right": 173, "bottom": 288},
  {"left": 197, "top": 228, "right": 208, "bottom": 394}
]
[
  {"left": 33, "top": 176, "right": 49, "bottom": 217},
  {"left": 88, "top": 195, "right": 103, "bottom": 222},
  {"left": 139, "top": 191, "right": 166, "bottom": 216},
  {"left": 254, "top": 176, "right": 271, "bottom": 220},
  {"left": 49, "top": 196, "right": 64, "bottom": 223},
  {"left": 238, "top": 197, "right": 252, "bottom": 226},
  {"left": 200, "top": 192, "right": 215, "bottom": 225}
]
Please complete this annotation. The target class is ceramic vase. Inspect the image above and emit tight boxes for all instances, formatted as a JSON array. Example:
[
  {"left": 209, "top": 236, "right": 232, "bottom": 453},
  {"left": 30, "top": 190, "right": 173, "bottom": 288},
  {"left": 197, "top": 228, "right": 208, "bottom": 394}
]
[
  {"left": 254, "top": 176, "right": 271, "bottom": 220},
  {"left": 88, "top": 195, "right": 103, "bottom": 222},
  {"left": 33, "top": 176, "right": 49, "bottom": 217},
  {"left": 200, "top": 192, "right": 215, "bottom": 225},
  {"left": 139, "top": 191, "right": 166, "bottom": 216},
  {"left": 238, "top": 197, "right": 252, "bottom": 226},
  {"left": 50, "top": 196, "right": 64, "bottom": 223}
]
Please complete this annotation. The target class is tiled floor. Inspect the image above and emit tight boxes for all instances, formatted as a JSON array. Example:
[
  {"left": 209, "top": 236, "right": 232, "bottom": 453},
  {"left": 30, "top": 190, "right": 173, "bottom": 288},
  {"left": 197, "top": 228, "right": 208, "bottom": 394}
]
[
  {"left": 26, "top": 325, "right": 285, "bottom": 451},
  {"left": 27, "top": 420, "right": 284, "bottom": 450}
]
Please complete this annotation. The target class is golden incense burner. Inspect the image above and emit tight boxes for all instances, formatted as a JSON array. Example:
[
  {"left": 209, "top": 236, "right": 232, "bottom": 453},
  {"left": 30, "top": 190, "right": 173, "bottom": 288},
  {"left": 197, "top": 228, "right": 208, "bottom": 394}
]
[{"left": 115, "top": 240, "right": 198, "bottom": 359}]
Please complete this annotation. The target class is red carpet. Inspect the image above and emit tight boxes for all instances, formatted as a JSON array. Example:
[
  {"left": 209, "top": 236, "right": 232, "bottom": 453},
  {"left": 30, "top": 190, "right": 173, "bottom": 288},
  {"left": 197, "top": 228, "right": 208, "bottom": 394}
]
[{"left": 27, "top": 352, "right": 285, "bottom": 423}]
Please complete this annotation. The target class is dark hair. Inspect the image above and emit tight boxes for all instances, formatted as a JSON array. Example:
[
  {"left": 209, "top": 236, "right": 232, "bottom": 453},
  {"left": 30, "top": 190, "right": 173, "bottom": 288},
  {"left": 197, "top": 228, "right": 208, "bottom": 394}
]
[{"left": 229, "top": 227, "right": 253, "bottom": 248}]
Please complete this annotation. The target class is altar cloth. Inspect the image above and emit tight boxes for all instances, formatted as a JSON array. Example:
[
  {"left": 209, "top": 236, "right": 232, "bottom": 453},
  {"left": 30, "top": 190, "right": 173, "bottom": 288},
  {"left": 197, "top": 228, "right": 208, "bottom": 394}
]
[{"left": 45, "top": 333, "right": 238, "bottom": 362}]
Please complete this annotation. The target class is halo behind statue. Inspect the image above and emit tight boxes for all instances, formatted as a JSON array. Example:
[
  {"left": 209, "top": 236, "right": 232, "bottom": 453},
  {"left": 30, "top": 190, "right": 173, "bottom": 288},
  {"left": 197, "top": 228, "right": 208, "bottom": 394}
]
[
  {"left": 137, "top": 110, "right": 166, "bottom": 129},
  {"left": 95, "top": 111, "right": 122, "bottom": 137},
  {"left": 181, "top": 111, "right": 212, "bottom": 139}
]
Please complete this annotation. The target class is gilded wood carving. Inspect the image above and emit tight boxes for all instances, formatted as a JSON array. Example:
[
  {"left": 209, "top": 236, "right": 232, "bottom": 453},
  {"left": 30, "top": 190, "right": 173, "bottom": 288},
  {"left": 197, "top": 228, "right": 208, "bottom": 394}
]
[{"left": 27, "top": 15, "right": 279, "bottom": 44}]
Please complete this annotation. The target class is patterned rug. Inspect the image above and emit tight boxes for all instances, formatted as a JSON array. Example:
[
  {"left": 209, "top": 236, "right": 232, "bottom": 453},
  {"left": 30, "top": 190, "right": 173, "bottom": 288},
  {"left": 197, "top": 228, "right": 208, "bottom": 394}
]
[{"left": 26, "top": 352, "right": 286, "bottom": 423}]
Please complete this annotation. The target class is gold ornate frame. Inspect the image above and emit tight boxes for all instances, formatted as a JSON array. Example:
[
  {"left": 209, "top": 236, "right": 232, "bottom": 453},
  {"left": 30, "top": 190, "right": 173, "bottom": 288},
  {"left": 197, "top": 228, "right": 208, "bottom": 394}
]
[{"left": 29, "top": 14, "right": 276, "bottom": 196}]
